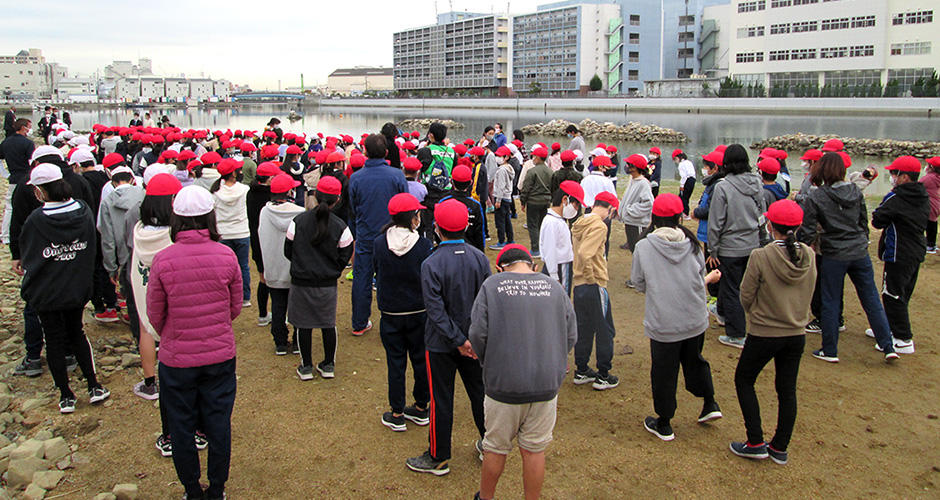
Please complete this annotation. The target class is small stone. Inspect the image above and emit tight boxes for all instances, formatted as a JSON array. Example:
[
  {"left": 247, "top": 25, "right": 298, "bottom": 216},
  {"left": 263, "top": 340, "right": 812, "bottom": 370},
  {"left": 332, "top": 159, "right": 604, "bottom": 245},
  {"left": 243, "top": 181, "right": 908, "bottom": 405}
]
[
  {"left": 76, "top": 416, "right": 99, "bottom": 435},
  {"left": 0, "top": 394, "right": 12, "bottom": 412},
  {"left": 32, "top": 470, "right": 64, "bottom": 490},
  {"left": 10, "top": 439, "right": 45, "bottom": 460},
  {"left": 33, "top": 430, "right": 53, "bottom": 442},
  {"left": 0, "top": 434, "right": 10, "bottom": 449},
  {"left": 55, "top": 456, "right": 71, "bottom": 470},
  {"left": 7, "top": 456, "right": 51, "bottom": 487},
  {"left": 0, "top": 412, "right": 14, "bottom": 423},
  {"left": 0, "top": 443, "right": 15, "bottom": 459},
  {"left": 23, "top": 415, "right": 43, "bottom": 428},
  {"left": 42, "top": 437, "right": 69, "bottom": 463},
  {"left": 22, "top": 483, "right": 46, "bottom": 500},
  {"left": 103, "top": 400, "right": 114, "bottom": 408},
  {"left": 112, "top": 483, "right": 139, "bottom": 500},
  {"left": 98, "top": 356, "right": 120, "bottom": 366},
  {"left": 70, "top": 451, "right": 90, "bottom": 465},
  {"left": 93, "top": 494, "right": 117, "bottom": 500},
  {"left": 21, "top": 399, "right": 51, "bottom": 413},
  {"left": 120, "top": 353, "right": 141, "bottom": 369}
]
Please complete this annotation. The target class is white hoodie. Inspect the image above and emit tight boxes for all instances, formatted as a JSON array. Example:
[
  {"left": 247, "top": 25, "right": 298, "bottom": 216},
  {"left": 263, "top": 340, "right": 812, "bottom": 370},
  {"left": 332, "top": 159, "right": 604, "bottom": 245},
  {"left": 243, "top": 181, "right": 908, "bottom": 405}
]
[
  {"left": 386, "top": 226, "right": 420, "bottom": 257},
  {"left": 213, "top": 181, "right": 250, "bottom": 240},
  {"left": 130, "top": 222, "right": 173, "bottom": 340}
]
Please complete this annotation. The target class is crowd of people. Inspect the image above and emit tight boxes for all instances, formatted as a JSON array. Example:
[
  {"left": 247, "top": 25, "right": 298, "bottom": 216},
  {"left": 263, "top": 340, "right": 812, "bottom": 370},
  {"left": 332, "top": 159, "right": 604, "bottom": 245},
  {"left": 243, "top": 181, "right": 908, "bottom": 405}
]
[{"left": 0, "top": 107, "right": 936, "bottom": 499}]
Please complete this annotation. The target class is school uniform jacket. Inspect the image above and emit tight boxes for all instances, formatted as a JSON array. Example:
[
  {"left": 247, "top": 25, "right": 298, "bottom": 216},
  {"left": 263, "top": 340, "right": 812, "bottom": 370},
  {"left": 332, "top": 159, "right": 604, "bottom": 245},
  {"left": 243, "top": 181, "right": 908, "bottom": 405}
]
[
  {"left": 872, "top": 181, "right": 929, "bottom": 265},
  {"left": 420, "top": 241, "right": 491, "bottom": 353}
]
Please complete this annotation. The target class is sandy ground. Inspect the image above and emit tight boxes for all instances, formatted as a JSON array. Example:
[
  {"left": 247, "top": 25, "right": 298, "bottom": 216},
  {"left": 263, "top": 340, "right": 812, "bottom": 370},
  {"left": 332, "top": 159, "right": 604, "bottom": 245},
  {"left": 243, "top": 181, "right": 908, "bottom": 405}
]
[{"left": 2, "top": 185, "right": 939, "bottom": 499}]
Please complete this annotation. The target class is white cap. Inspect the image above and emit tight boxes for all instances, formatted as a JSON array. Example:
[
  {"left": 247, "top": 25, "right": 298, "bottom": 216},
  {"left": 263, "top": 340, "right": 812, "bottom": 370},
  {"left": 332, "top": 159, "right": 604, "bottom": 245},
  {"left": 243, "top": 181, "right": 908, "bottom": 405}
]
[
  {"left": 27, "top": 163, "right": 63, "bottom": 186},
  {"left": 30, "top": 145, "right": 64, "bottom": 163},
  {"left": 68, "top": 148, "right": 95, "bottom": 165},
  {"left": 143, "top": 164, "right": 168, "bottom": 185},
  {"left": 574, "top": 150, "right": 584, "bottom": 161},
  {"left": 109, "top": 166, "right": 134, "bottom": 178},
  {"left": 590, "top": 147, "right": 609, "bottom": 158},
  {"left": 173, "top": 185, "right": 215, "bottom": 217},
  {"left": 68, "top": 135, "right": 90, "bottom": 147}
]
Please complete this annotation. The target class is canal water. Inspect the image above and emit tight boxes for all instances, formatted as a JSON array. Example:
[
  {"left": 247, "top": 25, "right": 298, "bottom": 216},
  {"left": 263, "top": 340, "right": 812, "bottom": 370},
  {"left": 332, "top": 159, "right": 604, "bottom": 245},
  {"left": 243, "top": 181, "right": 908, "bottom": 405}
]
[{"left": 44, "top": 104, "right": 940, "bottom": 196}]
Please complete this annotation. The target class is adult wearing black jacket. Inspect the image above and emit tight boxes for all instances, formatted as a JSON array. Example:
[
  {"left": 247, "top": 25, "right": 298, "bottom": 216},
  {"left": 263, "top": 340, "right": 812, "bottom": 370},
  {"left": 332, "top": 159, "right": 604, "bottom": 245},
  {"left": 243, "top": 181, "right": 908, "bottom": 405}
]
[
  {"left": 381, "top": 123, "right": 401, "bottom": 170},
  {"left": 0, "top": 118, "right": 35, "bottom": 245},
  {"left": 3, "top": 106, "right": 15, "bottom": 138},
  {"left": 37, "top": 107, "right": 56, "bottom": 144}
]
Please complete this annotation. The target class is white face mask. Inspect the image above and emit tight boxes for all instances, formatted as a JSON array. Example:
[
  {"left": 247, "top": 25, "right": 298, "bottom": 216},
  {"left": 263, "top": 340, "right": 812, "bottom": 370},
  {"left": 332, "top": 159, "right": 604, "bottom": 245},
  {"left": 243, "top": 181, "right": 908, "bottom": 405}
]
[
  {"left": 142, "top": 147, "right": 152, "bottom": 153},
  {"left": 25, "top": 128, "right": 32, "bottom": 136},
  {"left": 650, "top": 154, "right": 659, "bottom": 160},
  {"left": 562, "top": 201, "right": 578, "bottom": 219},
  {"left": 801, "top": 161, "right": 810, "bottom": 171},
  {"left": 890, "top": 175, "right": 898, "bottom": 187},
  {"left": 702, "top": 168, "right": 709, "bottom": 177},
  {"left": 496, "top": 157, "right": 506, "bottom": 165}
]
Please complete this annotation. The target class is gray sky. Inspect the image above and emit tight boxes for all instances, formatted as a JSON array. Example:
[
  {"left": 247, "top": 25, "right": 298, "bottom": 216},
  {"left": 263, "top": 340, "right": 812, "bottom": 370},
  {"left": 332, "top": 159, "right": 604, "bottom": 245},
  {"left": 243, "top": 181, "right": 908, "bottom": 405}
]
[{"left": 2, "top": 0, "right": 545, "bottom": 89}]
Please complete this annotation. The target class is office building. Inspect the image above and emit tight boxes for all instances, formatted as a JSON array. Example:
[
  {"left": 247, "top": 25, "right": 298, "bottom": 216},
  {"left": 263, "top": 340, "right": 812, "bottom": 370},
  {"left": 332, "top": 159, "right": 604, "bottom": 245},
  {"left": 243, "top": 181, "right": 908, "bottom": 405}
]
[
  {"left": 328, "top": 67, "right": 394, "bottom": 95},
  {"left": 0, "top": 49, "right": 67, "bottom": 100},
  {"left": 55, "top": 77, "right": 97, "bottom": 102}
]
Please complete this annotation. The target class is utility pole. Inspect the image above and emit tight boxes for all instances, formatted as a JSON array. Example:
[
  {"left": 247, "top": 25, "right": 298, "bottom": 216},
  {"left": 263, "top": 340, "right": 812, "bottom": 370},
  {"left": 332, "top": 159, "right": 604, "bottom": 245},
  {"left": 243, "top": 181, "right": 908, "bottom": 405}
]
[{"left": 301, "top": 73, "right": 305, "bottom": 93}]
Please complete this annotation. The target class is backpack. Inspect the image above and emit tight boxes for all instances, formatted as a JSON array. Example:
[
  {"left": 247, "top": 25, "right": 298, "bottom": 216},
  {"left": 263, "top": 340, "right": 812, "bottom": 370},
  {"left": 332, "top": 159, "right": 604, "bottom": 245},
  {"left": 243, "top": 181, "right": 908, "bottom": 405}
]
[{"left": 424, "top": 144, "right": 456, "bottom": 193}]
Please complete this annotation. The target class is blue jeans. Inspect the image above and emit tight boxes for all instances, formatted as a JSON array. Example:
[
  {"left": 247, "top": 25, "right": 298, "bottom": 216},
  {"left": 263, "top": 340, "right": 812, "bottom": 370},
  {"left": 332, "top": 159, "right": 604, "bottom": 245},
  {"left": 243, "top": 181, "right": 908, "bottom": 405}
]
[
  {"left": 351, "top": 247, "right": 373, "bottom": 330},
  {"left": 221, "top": 238, "right": 251, "bottom": 301},
  {"left": 818, "top": 255, "right": 894, "bottom": 356}
]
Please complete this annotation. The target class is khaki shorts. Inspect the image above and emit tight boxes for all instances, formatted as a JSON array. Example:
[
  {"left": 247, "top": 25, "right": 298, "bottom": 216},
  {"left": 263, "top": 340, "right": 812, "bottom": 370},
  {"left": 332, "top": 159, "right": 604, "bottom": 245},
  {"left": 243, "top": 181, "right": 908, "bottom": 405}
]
[{"left": 482, "top": 395, "right": 557, "bottom": 454}]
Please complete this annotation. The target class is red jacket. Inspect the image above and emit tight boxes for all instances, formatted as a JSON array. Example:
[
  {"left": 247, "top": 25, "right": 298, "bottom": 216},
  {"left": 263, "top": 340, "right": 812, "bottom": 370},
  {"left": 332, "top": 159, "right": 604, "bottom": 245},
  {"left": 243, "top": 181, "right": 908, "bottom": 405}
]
[
  {"left": 147, "top": 229, "right": 242, "bottom": 368},
  {"left": 920, "top": 171, "right": 940, "bottom": 222}
]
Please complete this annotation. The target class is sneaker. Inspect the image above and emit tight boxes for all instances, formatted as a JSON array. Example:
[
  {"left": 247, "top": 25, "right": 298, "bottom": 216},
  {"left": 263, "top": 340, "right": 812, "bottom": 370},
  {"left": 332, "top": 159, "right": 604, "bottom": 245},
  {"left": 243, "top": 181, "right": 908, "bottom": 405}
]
[
  {"left": 257, "top": 313, "right": 272, "bottom": 327},
  {"left": 345, "top": 270, "right": 354, "bottom": 280},
  {"left": 352, "top": 320, "right": 372, "bottom": 337},
  {"left": 885, "top": 352, "right": 900, "bottom": 363},
  {"left": 14, "top": 358, "right": 43, "bottom": 377},
  {"left": 873, "top": 337, "right": 915, "bottom": 355},
  {"left": 89, "top": 386, "right": 111, "bottom": 404},
  {"left": 58, "top": 397, "right": 76, "bottom": 414},
  {"left": 297, "top": 365, "right": 314, "bottom": 380},
  {"left": 730, "top": 441, "right": 769, "bottom": 460},
  {"left": 644, "top": 416, "right": 675, "bottom": 441},
  {"left": 155, "top": 434, "right": 172, "bottom": 457},
  {"left": 242, "top": 300, "right": 252, "bottom": 308},
  {"left": 522, "top": 223, "right": 528, "bottom": 229},
  {"left": 812, "top": 349, "right": 839, "bottom": 363},
  {"left": 805, "top": 319, "right": 822, "bottom": 333},
  {"left": 530, "top": 251, "right": 540, "bottom": 259},
  {"left": 120, "top": 312, "right": 130, "bottom": 324},
  {"left": 65, "top": 355, "right": 77, "bottom": 373},
  {"left": 406, "top": 451, "right": 450, "bottom": 476},
  {"left": 291, "top": 338, "right": 300, "bottom": 354},
  {"left": 592, "top": 373, "right": 619, "bottom": 390},
  {"left": 382, "top": 412, "right": 407, "bottom": 432},
  {"left": 697, "top": 402, "right": 723, "bottom": 424},
  {"left": 767, "top": 444, "right": 788, "bottom": 465},
  {"left": 625, "top": 279, "right": 635, "bottom": 289},
  {"left": 118, "top": 300, "right": 127, "bottom": 309},
  {"left": 403, "top": 405, "right": 430, "bottom": 426},
  {"left": 275, "top": 344, "right": 288, "bottom": 356},
  {"left": 708, "top": 303, "right": 725, "bottom": 326},
  {"left": 572, "top": 368, "right": 598, "bottom": 385},
  {"left": 489, "top": 242, "right": 507, "bottom": 251},
  {"left": 133, "top": 380, "right": 159, "bottom": 400},
  {"left": 839, "top": 321, "right": 846, "bottom": 332},
  {"left": 316, "top": 361, "right": 335, "bottom": 379},
  {"left": 94, "top": 309, "right": 120, "bottom": 323},
  {"left": 927, "top": 246, "right": 937, "bottom": 255},
  {"left": 718, "top": 335, "right": 746, "bottom": 349},
  {"left": 195, "top": 432, "right": 209, "bottom": 450},
  {"left": 475, "top": 438, "right": 484, "bottom": 461}
]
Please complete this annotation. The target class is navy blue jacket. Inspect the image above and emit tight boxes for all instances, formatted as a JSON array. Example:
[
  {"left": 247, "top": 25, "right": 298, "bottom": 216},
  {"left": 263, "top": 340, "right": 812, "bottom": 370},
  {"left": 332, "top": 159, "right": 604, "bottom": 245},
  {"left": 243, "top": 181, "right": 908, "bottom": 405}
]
[
  {"left": 348, "top": 158, "right": 408, "bottom": 252},
  {"left": 421, "top": 241, "right": 491, "bottom": 352},
  {"left": 872, "top": 181, "right": 929, "bottom": 265},
  {"left": 373, "top": 232, "right": 433, "bottom": 314},
  {"left": 439, "top": 191, "right": 486, "bottom": 251}
]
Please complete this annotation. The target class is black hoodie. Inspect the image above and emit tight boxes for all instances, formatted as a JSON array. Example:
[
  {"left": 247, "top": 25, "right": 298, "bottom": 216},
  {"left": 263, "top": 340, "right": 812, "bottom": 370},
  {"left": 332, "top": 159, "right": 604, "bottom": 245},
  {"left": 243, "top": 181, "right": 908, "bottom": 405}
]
[
  {"left": 20, "top": 200, "right": 95, "bottom": 312},
  {"left": 872, "top": 181, "right": 929, "bottom": 265},
  {"left": 800, "top": 181, "right": 869, "bottom": 261}
]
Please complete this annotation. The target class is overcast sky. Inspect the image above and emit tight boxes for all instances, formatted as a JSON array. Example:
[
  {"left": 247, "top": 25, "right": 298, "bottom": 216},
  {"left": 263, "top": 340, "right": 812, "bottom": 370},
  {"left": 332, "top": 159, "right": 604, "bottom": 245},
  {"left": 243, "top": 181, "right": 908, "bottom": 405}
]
[{"left": 2, "top": 0, "right": 547, "bottom": 90}]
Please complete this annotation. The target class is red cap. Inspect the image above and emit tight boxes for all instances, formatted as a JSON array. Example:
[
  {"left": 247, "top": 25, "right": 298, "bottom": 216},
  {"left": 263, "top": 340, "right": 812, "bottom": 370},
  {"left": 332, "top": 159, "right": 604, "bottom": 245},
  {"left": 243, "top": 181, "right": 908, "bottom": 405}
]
[
  {"left": 531, "top": 147, "right": 548, "bottom": 159},
  {"left": 821, "top": 138, "right": 844, "bottom": 152},
  {"left": 349, "top": 155, "right": 365, "bottom": 168},
  {"left": 594, "top": 191, "right": 619, "bottom": 210},
  {"left": 595, "top": 143, "right": 608, "bottom": 150},
  {"left": 186, "top": 159, "right": 202, "bottom": 171},
  {"left": 261, "top": 145, "right": 280, "bottom": 159},
  {"left": 551, "top": 142, "right": 561, "bottom": 151},
  {"left": 313, "top": 151, "right": 328, "bottom": 165},
  {"left": 271, "top": 174, "right": 301, "bottom": 194},
  {"left": 886, "top": 156, "right": 922, "bottom": 173},
  {"left": 456, "top": 157, "right": 473, "bottom": 168},
  {"left": 217, "top": 158, "right": 244, "bottom": 176},
  {"left": 151, "top": 135, "right": 165, "bottom": 144},
  {"left": 468, "top": 146, "right": 487, "bottom": 157},
  {"left": 606, "top": 145, "right": 618, "bottom": 154},
  {"left": 263, "top": 131, "right": 276, "bottom": 139},
  {"left": 560, "top": 150, "right": 576, "bottom": 162},
  {"left": 240, "top": 142, "right": 257, "bottom": 152},
  {"left": 702, "top": 151, "right": 724, "bottom": 166},
  {"left": 326, "top": 151, "right": 347, "bottom": 164},
  {"left": 559, "top": 180, "right": 584, "bottom": 205},
  {"left": 651, "top": 193, "right": 684, "bottom": 217},
  {"left": 760, "top": 148, "right": 779, "bottom": 159},
  {"left": 316, "top": 175, "right": 342, "bottom": 195},
  {"left": 496, "top": 243, "right": 532, "bottom": 266},
  {"left": 256, "top": 162, "right": 282, "bottom": 177},
  {"left": 145, "top": 174, "right": 182, "bottom": 197},
  {"left": 434, "top": 199, "right": 469, "bottom": 232},
  {"left": 837, "top": 151, "right": 852, "bottom": 168},
  {"left": 285, "top": 145, "right": 302, "bottom": 155},
  {"left": 592, "top": 156, "right": 613, "bottom": 168},
  {"left": 176, "top": 150, "right": 195, "bottom": 161},
  {"left": 800, "top": 149, "right": 823, "bottom": 161},
  {"left": 222, "top": 140, "right": 235, "bottom": 149},
  {"left": 757, "top": 157, "right": 781, "bottom": 175},
  {"left": 512, "top": 140, "right": 523, "bottom": 148},
  {"left": 624, "top": 154, "right": 648, "bottom": 170},
  {"left": 463, "top": 138, "right": 476, "bottom": 146},
  {"left": 402, "top": 157, "right": 422, "bottom": 172},
  {"left": 927, "top": 156, "right": 940, "bottom": 167},
  {"left": 452, "top": 165, "right": 472, "bottom": 183},
  {"left": 400, "top": 141, "right": 416, "bottom": 151},
  {"left": 714, "top": 145, "right": 728, "bottom": 153},
  {"left": 411, "top": 131, "right": 420, "bottom": 139},
  {"left": 131, "top": 133, "right": 143, "bottom": 142},
  {"left": 776, "top": 150, "right": 789, "bottom": 160},
  {"left": 388, "top": 193, "right": 425, "bottom": 215},
  {"left": 765, "top": 199, "right": 803, "bottom": 226},
  {"left": 162, "top": 150, "right": 179, "bottom": 160},
  {"left": 649, "top": 147, "right": 661, "bottom": 155},
  {"left": 672, "top": 149, "right": 683, "bottom": 158},
  {"left": 453, "top": 144, "right": 468, "bottom": 157},
  {"left": 103, "top": 153, "right": 125, "bottom": 169},
  {"left": 495, "top": 146, "right": 512, "bottom": 157}
]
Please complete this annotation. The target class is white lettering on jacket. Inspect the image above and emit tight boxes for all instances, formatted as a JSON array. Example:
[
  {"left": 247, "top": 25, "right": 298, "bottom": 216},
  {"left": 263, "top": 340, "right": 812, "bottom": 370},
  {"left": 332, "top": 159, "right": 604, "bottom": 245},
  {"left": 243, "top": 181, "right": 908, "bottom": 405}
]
[{"left": 41, "top": 239, "right": 88, "bottom": 262}]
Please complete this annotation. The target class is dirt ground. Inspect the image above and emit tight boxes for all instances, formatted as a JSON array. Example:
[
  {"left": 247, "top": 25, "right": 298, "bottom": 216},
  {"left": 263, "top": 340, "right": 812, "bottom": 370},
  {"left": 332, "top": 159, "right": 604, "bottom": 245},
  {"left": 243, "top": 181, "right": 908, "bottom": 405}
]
[{"left": 5, "top": 186, "right": 940, "bottom": 499}]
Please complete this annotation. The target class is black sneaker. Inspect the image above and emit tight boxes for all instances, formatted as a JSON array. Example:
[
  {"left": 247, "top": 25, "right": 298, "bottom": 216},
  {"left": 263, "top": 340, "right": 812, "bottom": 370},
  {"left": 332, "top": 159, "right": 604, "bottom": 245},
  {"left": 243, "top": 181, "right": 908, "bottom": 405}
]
[
  {"left": 297, "top": 365, "right": 314, "bottom": 381},
  {"left": 195, "top": 431, "right": 209, "bottom": 450},
  {"left": 14, "top": 358, "right": 42, "bottom": 377},
  {"left": 382, "top": 412, "right": 407, "bottom": 432},
  {"left": 698, "top": 402, "right": 723, "bottom": 424},
  {"left": 403, "top": 405, "right": 429, "bottom": 426},
  {"left": 592, "top": 373, "right": 619, "bottom": 390},
  {"left": 89, "top": 386, "right": 111, "bottom": 404},
  {"left": 58, "top": 397, "right": 76, "bottom": 414},
  {"left": 291, "top": 338, "right": 300, "bottom": 355},
  {"left": 274, "top": 344, "right": 288, "bottom": 356},
  {"left": 730, "top": 441, "right": 769, "bottom": 460},
  {"left": 644, "top": 416, "right": 675, "bottom": 441},
  {"left": 65, "top": 355, "right": 78, "bottom": 373},
  {"left": 316, "top": 361, "right": 335, "bottom": 379},
  {"left": 406, "top": 451, "right": 450, "bottom": 476},
  {"left": 572, "top": 368, "right": 598, "bottom": 385},
  {"left": 475, "top": 439, "right": 484, "bottom": 461},
  {"left": 625, "top": 280, "right": 635, "bottom": 289},
  {"left": 155, "top": 434, "right": 172, "bottom": 457},
  {"left": 804, "top": 319, "right": 821, "bottom": 333},
  {"left": 767, "top": 444, "right": 788, "bottom": 465}
]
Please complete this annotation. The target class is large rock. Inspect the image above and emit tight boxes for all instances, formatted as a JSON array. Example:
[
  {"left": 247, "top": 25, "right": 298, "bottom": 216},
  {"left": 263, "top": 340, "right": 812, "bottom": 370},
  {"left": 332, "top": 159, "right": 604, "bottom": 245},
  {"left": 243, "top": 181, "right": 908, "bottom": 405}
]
[
  {"left": 42, "top": 437, "right": 69, "bottom": 463},
  {"left": 6, "top": 456, "right": 51, "bottom": 487},
  {"left": 93, "top": 494, "right": 117, "bottom": 500},
  {"left": 120, "top": 353, "right": 141, "bottom": 368},
  {"left": 32, "top": 470, "right": 64, "bottom": 490},
  {"left": 21, "top": 399, "right": 51, "bottom": 413},
  {"left": 22, "top": 484, "right": 46, "bottom": 500},
  {"left": 10, "top": 439, "right": 45, "bottom": 460},
  {"left": 112, "top": 483, "right": 139, "bottom": 500},
  {"left": 0, "top": 442, "right": 15, "bottom": 459}
]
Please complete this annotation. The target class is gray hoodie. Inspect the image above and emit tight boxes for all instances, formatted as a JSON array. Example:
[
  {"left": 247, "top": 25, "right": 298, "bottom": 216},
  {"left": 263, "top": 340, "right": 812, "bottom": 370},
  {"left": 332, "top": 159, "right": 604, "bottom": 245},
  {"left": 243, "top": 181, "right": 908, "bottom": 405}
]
[
  {"left": 707, "top": 172, "right": 767, "bottom": 258},
  {"left": 98, "top": 184, "right": 145, "bottom": 275},
  {"left": 619, "top": 176, "right": 653, "bottom": 227},
  {"left": 631, "top": 227, "right": 709, "bottom": 343},
  {"left": 799, "top": 181, "right": 869, "bottom": 262},
  {"left": 258, "top": 201, "right": 305, "bottom": 289}
]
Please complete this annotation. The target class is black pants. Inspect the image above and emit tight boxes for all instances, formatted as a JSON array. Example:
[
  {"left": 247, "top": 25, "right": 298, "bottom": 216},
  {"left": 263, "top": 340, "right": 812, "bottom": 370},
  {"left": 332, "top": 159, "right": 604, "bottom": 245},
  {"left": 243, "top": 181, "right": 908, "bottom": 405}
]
[
  {"left": 705, "top": 259, "right": 720, "bottom": 301},
  {"left": 92, "top": 244, "right": 117, "bottom": 313},
  {"left": 649, "top": 333, "right": 715, "bottom": 423},
  {"left": 680, "top": 178, "right": 696, "bottom": 216},
  {"left": 882, "top": 261, "right": 919, "bottom": 341},
  {"left": 735, "top": 335, "right": 804, "bottom": 451},
  {"left": 927, "top": 220, "right": 937, "bottom": 248},
  {"left": 160, "top": 358, "right": 236, "bottom": 499},
  {"left": 810, "top": 265, "right": 844, "bottom": 323},
  {"left": 426, "top": 349, "right": 485, "bottom": 461},
  {"left": 119, "top": 264, "right": 140, "bottom": 344},
  {"left": 494, "top": 199, "right": 514, "bottom": 244},
  {"left": 24, "top": 303, "right": 44, "bottom": 361},
  {"left": 651, "top": 184, "right": 660, "bottom": 198},
  {"left": 718, "top": 255, "right": 748, "bottom": 338},
  {"left": 268, "top": 287, "right": 291, "bottom": 348},
  {"left": 525, "top": 204, "right": 548, "bottom": 253},
  {"left": 37, "top": 308, "right": 99, "bottom": 399},
  {"left": 298, "top": 328, "right": 336, "bottom": 368},
  {"left": 623, "top": 224, "right": 643, "bottom": 253},
  {"left": 573, "top": 284, "right": 616, "bottom": 376},
  {"left": 380, "top": 313, "right": 429, "bottom": 414}
]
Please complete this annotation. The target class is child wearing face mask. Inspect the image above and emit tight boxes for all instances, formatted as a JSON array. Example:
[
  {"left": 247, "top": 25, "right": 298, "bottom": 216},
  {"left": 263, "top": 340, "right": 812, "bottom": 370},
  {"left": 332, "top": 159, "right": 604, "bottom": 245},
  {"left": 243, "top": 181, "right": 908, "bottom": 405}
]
[
  {"left": 648, "top": 147, "right": 663, "bottom": 197},
  {"left": 618, "top": 154, "right": 654, "bottom": 264},
  {"left": 373, "top": 193, "right": 434, "bottom": 432},
  {"left": 540, "top": 181, "right": 584, "bottom": 296}
]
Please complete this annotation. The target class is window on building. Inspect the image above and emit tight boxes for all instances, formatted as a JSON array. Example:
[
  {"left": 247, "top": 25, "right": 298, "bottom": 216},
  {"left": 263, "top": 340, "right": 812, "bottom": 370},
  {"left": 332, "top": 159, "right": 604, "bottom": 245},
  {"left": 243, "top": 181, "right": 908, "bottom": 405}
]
[
  {"left": 737, "top": 26, "right": 765, "bottom": 38},
  {"left": 678, "top": 48, "right": 694, "bottom": 58},
  {"left": 793, "top": 0, "right": 818, "bottom": 4},
  {"left": 677, "top": 68, "right": 694, "bottom": 78},
  {"left": 892, "top": 13, "right": 904, "bottom": 25},
  {"left": 737, "top": 1, "right": 766, "bottom": 13},
  {"left": 824, "top": 70, "right": 881, "bottom": 86},
  {"left": 630, "top": 14, "right": 640, "bottom": 26},
  {"left": 820, "top": 47, "right": 848, "bottom": 58},
  {"left": 629, "top": 51, "right": 639, "bottom": 63},
  {"left": 850, "top": 15, "right": 875, "bottom": 28},
  {"left": 769, "top": 50, "right": 790, "bottom": 61},
  {"left": 771, "top": 0, "right": 791, "bottom": 7},
  {"left": 888, "top": 67, "right": 934, "bottom": 89},
  {"left": 821, "top": 18, "right": 850, "bottom": 30},
  {"left": 850, "top": 45, "right": 874, "bottom": 57},
  {"left": 679, "top": 15, "right": 695, "bottom": 26},
  {"left": 770, "top": 23, "right": 791, "bottom": 34},
  {"left": 735, "top": 52, "right": 764, "bottom": 63},
  {"left": 679, "top": 31, "right": 695, "bottom": 42},
  {"left": 629, "top": 33, "right": 640, "bottom": 44},
  {"left": 890, "top": 42, "right": 932, "bottom": 55},
  {"left": 904, "top": 11, "right": 933, "bottom": 24},
  {"left": 628, "top": 70, "right": 639, "bottom": 80},
  {"left": 792, "top": 21, "right": 818, "bottom": 32},
  {"left": 769, "top": 71, "right": 818, "bottom": 87},
  {"left": 792, "top": 48, "right": 817, "bottom": 59}
]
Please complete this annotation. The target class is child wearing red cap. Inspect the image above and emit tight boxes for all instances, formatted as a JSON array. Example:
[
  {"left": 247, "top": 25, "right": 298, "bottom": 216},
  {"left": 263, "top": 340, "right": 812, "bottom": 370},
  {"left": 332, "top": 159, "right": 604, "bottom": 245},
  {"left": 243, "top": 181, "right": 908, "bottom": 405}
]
[
  {"left": 373, "top": 193, "right": 433, "bottom": 432},
  {"left": 731, "top": 199, "right": 816, "bottom": 464},
  {"left": 210, "top": 159, "right": 252, "bottom": 308},
  {"left": 921, "top": 157, "right": 940, "bottom": 254},
  {"left": 632, "top": 193, "right": 722, "bottom": 442},
  {"left": 550, "top": 150, "right": 583, "bottom": 195},
  {"left": 868, "top": 156, "right": 930, "bottom": 355},
  {"left": 439, "top": 164, "right": 486, "bottom": 251},
  {"left": 540, "top": 181, "right": 583, "bottom": 295},
  {"left": 618, "top": 154, "right": 654, "bottom": 262},
  {"left": 519, "top": 148, "right": 553, "bottom": 257},
  {"left": 674, "top": 150, "right": 696, "bottom": 218},
  {"left": 489, "top": 146, "right": 516, "bottom": 250},
  {"left": 648, "top": 147, "right": 663, "bottom": 197},
  {"left": 285, "top": 176, "right": 354, "bottom": 379}
]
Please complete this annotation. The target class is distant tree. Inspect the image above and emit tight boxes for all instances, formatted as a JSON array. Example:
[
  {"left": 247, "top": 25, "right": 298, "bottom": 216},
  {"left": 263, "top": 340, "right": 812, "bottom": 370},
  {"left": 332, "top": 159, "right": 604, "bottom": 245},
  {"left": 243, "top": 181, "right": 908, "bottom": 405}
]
[
  {"left": 590, "top": 74, "right": 603, "bottom": 91},
  {"left": 529, "top": 81, "right": 542, "bottom": 94}
]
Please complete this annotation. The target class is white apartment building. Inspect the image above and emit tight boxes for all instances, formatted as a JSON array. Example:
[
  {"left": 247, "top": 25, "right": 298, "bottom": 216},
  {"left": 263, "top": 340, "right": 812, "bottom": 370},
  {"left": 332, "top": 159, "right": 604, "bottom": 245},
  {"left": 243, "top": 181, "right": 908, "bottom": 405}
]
[
  {"left": 705, "top": 0, "right": 938, "bottom": 92},
  {"left": 111, "top": 77, "right": 231, "bottom": 102},
  {"left": 0, "top": 49, "right": 67, "bottom": 100},
  {"left": 55, "top": 77, "right": 97, "bottom": 101}
]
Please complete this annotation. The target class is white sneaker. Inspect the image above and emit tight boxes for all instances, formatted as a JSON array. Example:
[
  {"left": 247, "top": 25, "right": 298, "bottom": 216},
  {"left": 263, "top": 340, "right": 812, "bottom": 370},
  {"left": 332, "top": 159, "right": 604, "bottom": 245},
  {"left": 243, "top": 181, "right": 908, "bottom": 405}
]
[
  {"left": 257, "top": 313, "right": 272, "bottom": 327},
  {"left": 874, "top": 337, "right": 915, "bottom": 354},
  {"left": 242, "top": 300, "right": 252, "bottom": 308},
  {"left": 865, "top": 328, "right": 875, "bottom": 338}
]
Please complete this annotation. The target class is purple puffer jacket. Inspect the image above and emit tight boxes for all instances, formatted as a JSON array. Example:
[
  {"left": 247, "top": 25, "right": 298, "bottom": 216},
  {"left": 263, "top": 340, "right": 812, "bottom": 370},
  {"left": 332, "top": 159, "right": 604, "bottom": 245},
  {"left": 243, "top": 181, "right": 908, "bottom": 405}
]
[{"left": 148, "top": 229, "right": 242, "bottom": 368}]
